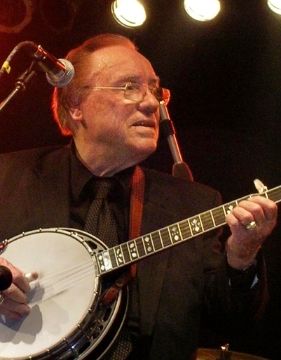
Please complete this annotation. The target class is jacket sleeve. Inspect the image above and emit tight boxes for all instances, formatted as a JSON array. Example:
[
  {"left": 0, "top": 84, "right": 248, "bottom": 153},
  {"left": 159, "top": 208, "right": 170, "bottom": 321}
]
[{"left": 201, "top": 214, "right": 268, "bottom": 343}]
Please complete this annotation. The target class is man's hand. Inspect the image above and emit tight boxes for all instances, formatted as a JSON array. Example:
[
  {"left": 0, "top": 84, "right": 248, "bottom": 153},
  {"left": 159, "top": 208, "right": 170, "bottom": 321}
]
[
  {"left": 0, "top": 258, "right": 37, "bottom": 320},
  {"left": 225, "top": 196, "right": 277, "bottom": 270}
]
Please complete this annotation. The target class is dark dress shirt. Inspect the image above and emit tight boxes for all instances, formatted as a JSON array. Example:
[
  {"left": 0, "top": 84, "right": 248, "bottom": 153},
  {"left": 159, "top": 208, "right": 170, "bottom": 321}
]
[
  {"left": 0, "top": 144, "right": 265, "bottom": 360},
  {"left": 69, "top": 148, "right": 141, "bottom": 358}
]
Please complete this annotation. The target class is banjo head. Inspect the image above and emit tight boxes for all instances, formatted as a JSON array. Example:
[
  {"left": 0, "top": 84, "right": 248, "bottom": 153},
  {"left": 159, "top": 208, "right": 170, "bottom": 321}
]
[{"left": 0, "top": 228, "right": 126, "bottom": 360}]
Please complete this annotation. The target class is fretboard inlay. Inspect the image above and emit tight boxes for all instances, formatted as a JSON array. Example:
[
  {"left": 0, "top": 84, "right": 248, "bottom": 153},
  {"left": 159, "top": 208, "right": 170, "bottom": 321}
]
[{"left": 95, "top": 185, "right": 281, "bottom": 275}]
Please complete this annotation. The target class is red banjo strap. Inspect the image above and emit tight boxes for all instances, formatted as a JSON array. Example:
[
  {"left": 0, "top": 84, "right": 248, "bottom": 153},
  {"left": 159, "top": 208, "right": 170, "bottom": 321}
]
[{"left": 101, "top": 166, "right": 145, "bottom": 305}]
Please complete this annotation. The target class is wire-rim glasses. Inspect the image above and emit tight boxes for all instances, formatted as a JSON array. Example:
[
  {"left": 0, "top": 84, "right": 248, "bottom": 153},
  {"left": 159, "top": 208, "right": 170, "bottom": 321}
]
[{"left": 90, "top": 82, "right": 170, "bottom": 105}]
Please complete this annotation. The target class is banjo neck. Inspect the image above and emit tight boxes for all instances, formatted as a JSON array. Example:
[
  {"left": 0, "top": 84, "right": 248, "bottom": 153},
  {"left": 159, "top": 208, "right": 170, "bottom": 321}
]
[{"left": 95, "top": 184, "right": 281, "bottom": 276}]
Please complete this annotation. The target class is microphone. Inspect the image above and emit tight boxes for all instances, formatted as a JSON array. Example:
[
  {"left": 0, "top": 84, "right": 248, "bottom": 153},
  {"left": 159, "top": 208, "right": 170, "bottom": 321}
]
[
  {"left": 33, "top": 44, "right": 75, "bottom": 87},
  {"left": 0, "top": 265, "right": 13, "bottom": 291},
  {"left": 0, "top": 41, "right": 75, "bottom": 87}
]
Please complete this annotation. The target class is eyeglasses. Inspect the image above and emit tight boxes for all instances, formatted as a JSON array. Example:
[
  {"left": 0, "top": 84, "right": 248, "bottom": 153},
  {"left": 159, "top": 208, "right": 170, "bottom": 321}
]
[{"left": 90, "top": 82, "right": 171, "bottom": 105}]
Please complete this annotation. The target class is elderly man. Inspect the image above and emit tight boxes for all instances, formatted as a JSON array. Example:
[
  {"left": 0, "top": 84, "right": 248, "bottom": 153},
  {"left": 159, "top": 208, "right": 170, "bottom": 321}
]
[{"left": 0, "top": 34, "right": 277, "bottom": 359}]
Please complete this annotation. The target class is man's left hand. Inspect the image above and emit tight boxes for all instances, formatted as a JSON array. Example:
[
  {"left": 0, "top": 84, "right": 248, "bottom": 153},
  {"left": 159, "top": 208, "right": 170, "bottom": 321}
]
[{"left": 225, "top": 196, "right": 277, "bottom": 270}]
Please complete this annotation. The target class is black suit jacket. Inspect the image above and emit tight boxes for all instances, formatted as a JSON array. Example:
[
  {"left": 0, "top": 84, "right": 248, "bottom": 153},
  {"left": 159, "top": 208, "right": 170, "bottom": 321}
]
[{"left": 0, "top": 145, "right": 262, "bottom": 359}]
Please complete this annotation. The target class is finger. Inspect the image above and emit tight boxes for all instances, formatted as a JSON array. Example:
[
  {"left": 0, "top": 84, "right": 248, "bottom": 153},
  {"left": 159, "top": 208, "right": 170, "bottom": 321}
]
[
  {"left": 0, "top": 300, "right": 30, "bottom": 319},
  {"left": 12, "top": 273, "right": 31, "bottom": 294},
  {"left": 238, "top": 200, "right": 264, "bottom": 226},
  {"left": 247, "top": 196, "right": 277, "bottom": 221},
  {"left": 228, "top": 205, "right": 256, "bottom": 227},
  {"left": 24, "top": 272, "right": 38, "bottom": 283},
  {"left": 0, "top": 258, "right": 30, "bottom": 293},
  {"left": 2, "top": 283, "right": 28, "bottom": 304},
  {"left": 13, "top": 272, "right": 38, "bottom": 294}
]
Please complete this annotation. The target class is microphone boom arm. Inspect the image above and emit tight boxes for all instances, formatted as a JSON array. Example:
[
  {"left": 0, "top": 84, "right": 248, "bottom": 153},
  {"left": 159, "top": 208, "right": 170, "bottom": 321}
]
[
  {"left": 159, "top": 100, "right": 194, "bottom": 181},
  {"left": 0, "top": 62, "right": 37, "bottom": 113}
]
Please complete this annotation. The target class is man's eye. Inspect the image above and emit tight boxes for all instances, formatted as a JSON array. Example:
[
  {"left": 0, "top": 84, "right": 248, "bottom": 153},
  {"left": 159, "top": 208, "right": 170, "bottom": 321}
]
[
  {"left": 149, "top": 86, "right": 157, "bottom": 93},
  {"left": 126, "top": 83, "right": 140, "bottom": 91},
  {"left": 149, "top": 86, "right": 160, "bottom": 96}
]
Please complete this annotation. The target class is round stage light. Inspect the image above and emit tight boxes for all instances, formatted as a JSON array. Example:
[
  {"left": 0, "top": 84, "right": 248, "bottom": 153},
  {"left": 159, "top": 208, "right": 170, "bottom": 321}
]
[
  {"left": 111, "top": 0, "right": 146, "bottom": 28},
  {"left": 184, "top": 0, "right": 221, "bottom": 22}
]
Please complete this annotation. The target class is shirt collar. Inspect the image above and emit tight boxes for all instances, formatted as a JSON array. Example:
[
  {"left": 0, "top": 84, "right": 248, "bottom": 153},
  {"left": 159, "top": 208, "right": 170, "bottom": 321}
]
[
  {"left": 70, "top": 145, "right": 93, "bottom": 202},
  {"left": 70, "top": 144, "right": 134, "bottom": 202}
]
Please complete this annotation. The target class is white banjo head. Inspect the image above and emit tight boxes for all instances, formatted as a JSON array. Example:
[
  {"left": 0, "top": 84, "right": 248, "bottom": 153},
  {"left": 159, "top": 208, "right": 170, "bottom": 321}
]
[{"left": 0, "top": 228, "right": 102, "bottom": 359}]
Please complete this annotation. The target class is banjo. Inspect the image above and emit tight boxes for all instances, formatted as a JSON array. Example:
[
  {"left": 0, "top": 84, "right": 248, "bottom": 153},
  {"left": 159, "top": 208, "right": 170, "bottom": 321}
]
[{"left": 0, "top": 182, "right": 280, "bottom": 360}]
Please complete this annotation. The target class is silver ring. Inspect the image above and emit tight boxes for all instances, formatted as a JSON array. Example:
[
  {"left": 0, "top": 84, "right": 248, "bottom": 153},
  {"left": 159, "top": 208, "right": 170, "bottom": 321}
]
[
  {"left": 245, "top": 221, "right": 257, "bottom": 230},
  {"left": 0, "top": 293, "right": 5, "bottom": 305}
]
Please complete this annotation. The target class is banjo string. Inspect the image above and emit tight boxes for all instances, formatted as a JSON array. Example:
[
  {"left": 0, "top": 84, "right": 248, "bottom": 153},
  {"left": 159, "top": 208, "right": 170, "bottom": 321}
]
[{"left": 28, "top": 259, "right": 96, "bottom": 304}]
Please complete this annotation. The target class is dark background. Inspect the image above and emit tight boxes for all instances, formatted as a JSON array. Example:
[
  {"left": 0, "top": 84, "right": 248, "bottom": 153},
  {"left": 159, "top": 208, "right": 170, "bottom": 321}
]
[{"left": 0, "top": 0, "right": 281, "bottom": 358}]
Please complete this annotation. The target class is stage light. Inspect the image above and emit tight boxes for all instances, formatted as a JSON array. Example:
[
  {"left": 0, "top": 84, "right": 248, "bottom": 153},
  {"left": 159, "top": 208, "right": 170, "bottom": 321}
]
[
  {"left": 184, "top": 0, "right": 221, "bottom": 22},
  {"left": 267, "top": 0, "right": 281, "bottom": 15},
  {"left": 111, "top": 0, "right": 146, "bottom": 28}
]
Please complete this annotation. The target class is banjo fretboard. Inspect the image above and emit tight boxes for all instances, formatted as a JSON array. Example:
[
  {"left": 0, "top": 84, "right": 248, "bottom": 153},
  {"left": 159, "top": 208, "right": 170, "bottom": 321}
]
[{"left": 95, "top": 185, "right": 281, "bottom": 275}]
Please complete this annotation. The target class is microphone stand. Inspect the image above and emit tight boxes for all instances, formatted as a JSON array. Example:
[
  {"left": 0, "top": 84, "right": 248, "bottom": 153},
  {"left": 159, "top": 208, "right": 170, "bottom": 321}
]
[
  {"left": 159, "top": 100, "right": 194, "bottom": 181},
  {"left": 0, "top": 62, "right": 37, "bottom": 113},
  {"left": 0, "top": 41, "right": 41, "bottom": 113}
]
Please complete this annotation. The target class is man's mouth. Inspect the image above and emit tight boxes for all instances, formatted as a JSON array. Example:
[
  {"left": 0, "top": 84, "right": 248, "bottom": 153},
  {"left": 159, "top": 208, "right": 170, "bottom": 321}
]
[{"left": 133, "top": 120, "right": 155, "bottom": 127}]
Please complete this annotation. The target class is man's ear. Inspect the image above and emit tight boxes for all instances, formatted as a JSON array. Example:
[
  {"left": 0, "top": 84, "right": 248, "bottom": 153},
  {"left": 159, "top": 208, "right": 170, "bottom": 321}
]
[{"left": 69, "top": 107, "right": 83, "bottom": 121}]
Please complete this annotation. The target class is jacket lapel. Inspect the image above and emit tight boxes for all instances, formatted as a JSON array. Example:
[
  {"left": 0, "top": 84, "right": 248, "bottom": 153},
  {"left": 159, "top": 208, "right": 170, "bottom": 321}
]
[
  {"left": 34, "top": 146, "right": 71, "bottom": 228},
  {"left": 137, "top": 199, "right": 174, "bottom": 335}
]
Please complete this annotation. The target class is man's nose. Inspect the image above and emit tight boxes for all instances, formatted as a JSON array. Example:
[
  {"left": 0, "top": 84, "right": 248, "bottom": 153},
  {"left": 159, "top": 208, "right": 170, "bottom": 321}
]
[{"left": 141, "top": 88, "right": 160, "bottom": 109}]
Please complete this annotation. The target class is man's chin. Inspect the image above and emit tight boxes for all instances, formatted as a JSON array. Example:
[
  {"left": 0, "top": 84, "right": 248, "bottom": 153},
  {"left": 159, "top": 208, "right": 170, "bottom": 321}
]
[{"left": 128, "top": 141, "right": 157, "bottom": 163}]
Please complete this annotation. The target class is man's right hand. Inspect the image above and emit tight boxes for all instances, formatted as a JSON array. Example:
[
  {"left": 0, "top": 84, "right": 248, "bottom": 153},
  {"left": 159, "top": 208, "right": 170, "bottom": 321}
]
[{"left": 0, "top": 257, "right": 37, "bottom": 320}]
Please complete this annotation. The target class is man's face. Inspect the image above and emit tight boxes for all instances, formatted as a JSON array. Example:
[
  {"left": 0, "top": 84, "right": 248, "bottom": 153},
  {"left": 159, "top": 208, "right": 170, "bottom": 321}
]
[{"left": 71, "top": 45, "right": 160, "bottom": 171}]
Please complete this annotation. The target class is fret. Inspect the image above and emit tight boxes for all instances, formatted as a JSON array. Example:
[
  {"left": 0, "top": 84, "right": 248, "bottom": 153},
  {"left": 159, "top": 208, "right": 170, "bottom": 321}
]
[
  {"left": 223, "top": 201, "right": 237, "bottom": 216},
  {"left": 127, "top": 239, "right": 139, "bottom": 260},
  {"left": 135, "top": 237, "right": 146, "bottom": 257},
  {"left": 167, "top": 226, "right": 172, "bottom": 244},
  {"left": 177, "top": 223, "right": 184, "bottom": 239},
  {"left": 168, "top": 223, "right": 182, "bottom": 243},
  {"left": 212, "top": 206, "right": 225, "bottom": 226},
  {"left": 121, "top": 243, "right": 131, "bottom": 262},
  {"left": 160, "top": 228, "right": 172, "bottom": 247},
  {"left": 179, "top": 219, "right": 192, "bottom": 239},
  {"left": 142, "top": 234, "right": 154, "bottom": 254},
  {"left": 108, "top": 248, "right": 118, "bottom": 268},
  {"left": 189, "top": 216, "right": 203, "bottom": 236},
  {"left": 254, "top": 192, "right": 268, "bottom": 200},
  {"left": 151, "top": 231, "right": 163, "bottom": 250},
  {"left": 200, "top": 211, "right": 214, "bottom": 231},
  {"left": 210, "top": 211, "right": 215, "bottom": 227},
  {"left": 267, "top": 187, "right": 281, "bottom": 203},
  {"left": 238, "top": 196, "right": 250, "bottom": 202},
  {"left": 114, "top": 245, "right": 125, "bottom": 266},
  {"left": 96, "top": 184, "right": 281, "bottom": 276},
  {"left": 199, "top": 216, "right": 204, "bottom": 230},
  {"left": 158, "top": 230, "right": 164, "bottom": 247}
]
